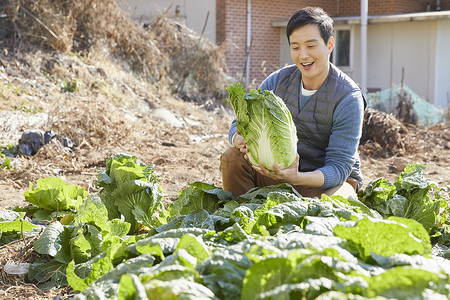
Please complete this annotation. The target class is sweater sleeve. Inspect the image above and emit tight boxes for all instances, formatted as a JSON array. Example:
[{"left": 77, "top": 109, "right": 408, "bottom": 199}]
[
  {"left": 318, "top": 91, "right": 364, "bottom": 189},
  {"left": 228, "top": 119, "right": 238, "bottom": 145},
  {"left": 228, "top": 71, "right": 280, "bottom": 145},
  {"left": 259, "top": 70, "right": 280, "bottom": 91}
]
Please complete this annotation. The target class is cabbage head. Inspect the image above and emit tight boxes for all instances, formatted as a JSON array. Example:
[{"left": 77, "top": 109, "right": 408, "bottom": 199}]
[{"left": 227, "top": 83, "right": 297, "bottom": 171}]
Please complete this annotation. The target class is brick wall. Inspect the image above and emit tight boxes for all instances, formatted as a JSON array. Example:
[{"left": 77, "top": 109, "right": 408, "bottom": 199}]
[
  {"left": 217, "top": 0, "right": 449, "bottom": 87},
  {"left": 441, "top": 0, "right": 450, "bottom": 11},
  {"left": 216, "top": 0, "right": 227, "bottom": 45}
]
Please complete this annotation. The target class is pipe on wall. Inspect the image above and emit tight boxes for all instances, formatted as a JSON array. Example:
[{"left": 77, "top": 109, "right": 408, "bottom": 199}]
[
  {"left": 246, "top": 0, "right": 251, "bottom": 86},
  {"left": 360, "top": 0, "right": 368, "bottom": 94}
]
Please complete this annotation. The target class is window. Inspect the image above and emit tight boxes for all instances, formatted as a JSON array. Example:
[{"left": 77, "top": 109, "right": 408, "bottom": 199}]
[{"left": 332, "top": 26, "right": 353, "bottom": 70}]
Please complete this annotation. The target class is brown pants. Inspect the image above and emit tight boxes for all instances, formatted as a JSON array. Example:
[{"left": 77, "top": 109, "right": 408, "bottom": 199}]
[{"left": 219, "top": 147, "right": 357, "bottom": 199}]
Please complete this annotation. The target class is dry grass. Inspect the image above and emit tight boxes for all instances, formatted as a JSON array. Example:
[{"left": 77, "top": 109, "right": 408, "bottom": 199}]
[
  {"left": 360, "top": 108, "right": 450, "bottom": 158},
  {"left": 4, "top": 0, "right": 165, "bottom": 76},
  {"left": 2, "top": 0, "right": 231, "bottom": 102},
  {"left": 360, "top": 108, "right": 411, "bottom": 157},
  {"left": 0, "top": 235, "right": 74, "bottom": 300},
  {"left": 150, "top": 14, "right": 230, "bottom": 99}
]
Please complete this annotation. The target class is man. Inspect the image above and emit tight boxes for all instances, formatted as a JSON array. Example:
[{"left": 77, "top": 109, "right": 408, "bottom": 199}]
[{"left": 220, "top": 6, "right": 365, "bottom": 199}]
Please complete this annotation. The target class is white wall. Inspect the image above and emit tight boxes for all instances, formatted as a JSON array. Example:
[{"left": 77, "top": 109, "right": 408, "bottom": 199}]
[
  {"left": 184, "top": 0, "right": 216, "bottom": 41},
  {"left": 391, "top": 22, "right": 435, "bottom": 102},
  {"left": 434, "top": 19, "right": 450, "bottom": 108},
  {"left": 359, "top": 21, "right": 436, "bottom": 101},
  {"left": 116, "top": 0, "right": 216, "bottom": 42}
]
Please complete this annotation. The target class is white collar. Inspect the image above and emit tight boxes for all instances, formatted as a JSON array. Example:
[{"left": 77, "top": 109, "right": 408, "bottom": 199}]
[{"left": 301, "top": 81, "right": 317, "bottom": 96}]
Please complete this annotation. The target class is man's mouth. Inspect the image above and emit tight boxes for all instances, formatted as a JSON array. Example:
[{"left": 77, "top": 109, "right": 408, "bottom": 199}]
[{"left": 301, "top": 62, "right": 314, "bottom": 70}]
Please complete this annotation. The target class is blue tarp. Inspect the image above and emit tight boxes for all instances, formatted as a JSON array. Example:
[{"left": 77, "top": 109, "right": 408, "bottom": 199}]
[{"left": 365, "top": 84, "right": 446, "bottom": 128}]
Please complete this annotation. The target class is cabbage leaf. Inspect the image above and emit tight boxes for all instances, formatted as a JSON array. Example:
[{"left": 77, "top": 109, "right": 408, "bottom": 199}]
[{"left": 24, "top": 177, "right": 88, "bottom": 214}]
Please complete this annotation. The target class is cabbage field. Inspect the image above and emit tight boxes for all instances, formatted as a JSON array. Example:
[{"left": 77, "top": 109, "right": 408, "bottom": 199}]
[{"left": 1, "top": 153, "right": 450, "bottom": 299}]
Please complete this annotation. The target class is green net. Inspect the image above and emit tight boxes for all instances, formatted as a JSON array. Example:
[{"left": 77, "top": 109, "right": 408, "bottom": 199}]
[{"left": 365, "top": 84, "right": 446, "bottom": 128}]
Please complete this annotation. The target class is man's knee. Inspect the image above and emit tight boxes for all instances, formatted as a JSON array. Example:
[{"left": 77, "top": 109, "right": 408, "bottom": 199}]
[
  {"left": 220, "top": 147, "right": 249, "bottom": 176},
  {"left": 324, "top": 182, "right": 357, "bottom": 199},
  {"left": 220, "top": 147, "right": 254, "bottom": 197}
]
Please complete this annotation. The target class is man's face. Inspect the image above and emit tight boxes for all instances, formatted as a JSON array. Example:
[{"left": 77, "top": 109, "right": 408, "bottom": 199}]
[{"left": 289, "top": 24, "right": 334, "bottom": 90}]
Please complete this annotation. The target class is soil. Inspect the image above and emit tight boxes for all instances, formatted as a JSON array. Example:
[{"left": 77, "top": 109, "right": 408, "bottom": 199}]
[{"left": 0, "top": 17, "right": 449, "bottom": 300}]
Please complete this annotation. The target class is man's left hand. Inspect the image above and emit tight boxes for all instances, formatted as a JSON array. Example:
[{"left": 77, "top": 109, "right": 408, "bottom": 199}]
[{"left": 254, "top": 154, "right": 300, "bottom": 182}]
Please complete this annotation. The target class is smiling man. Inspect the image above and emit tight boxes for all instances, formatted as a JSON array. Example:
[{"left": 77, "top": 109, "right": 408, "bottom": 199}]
[{"left": 220, "top": 7, "right": 365, "bottom": 199}]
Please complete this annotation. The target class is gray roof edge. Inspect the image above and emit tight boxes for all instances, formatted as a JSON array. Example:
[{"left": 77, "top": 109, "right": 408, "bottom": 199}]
[{"left": 272, "top": 11, "right": 450, "bottom": 27}]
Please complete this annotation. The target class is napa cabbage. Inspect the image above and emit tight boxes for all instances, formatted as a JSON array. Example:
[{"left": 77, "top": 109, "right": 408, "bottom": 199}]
[
  {"left": 227, "top": 83, "right": 297, "bottom": 171},
  {"left": 96, "top": 154, "right": 163, "bottom": 233}
]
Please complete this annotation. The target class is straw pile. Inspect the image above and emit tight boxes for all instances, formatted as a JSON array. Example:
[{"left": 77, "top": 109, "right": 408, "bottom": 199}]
[
  {"left": 360, "top": 108, "right": 411, "bottom": 157},
  {"left": 2, "top": 0, "right": 230, "bottom": 101}
]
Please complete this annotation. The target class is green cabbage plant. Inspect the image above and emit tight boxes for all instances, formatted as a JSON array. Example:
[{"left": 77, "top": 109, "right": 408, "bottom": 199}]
[
  {"left": 227, "top": 83, "right": 297, "bottom": 171},
  {"left": 96, "top": 154, "right": 163, "bottom": 233}
]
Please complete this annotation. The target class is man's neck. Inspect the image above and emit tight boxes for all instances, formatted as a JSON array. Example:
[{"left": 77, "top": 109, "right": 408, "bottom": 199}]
[{"left": 301, "top": 81, "right": 317, "bottom": 96}]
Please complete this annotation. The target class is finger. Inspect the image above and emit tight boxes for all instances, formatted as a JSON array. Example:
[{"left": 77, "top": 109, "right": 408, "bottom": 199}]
[
  {"left": 272, "top": 163, "right": 282, "bottom": 174},
  {"left": 252, "top": 164, "right": 266, "bottom": 176},
  {"left": 258, "top": 164, "right": 271, "bottom": 176}
]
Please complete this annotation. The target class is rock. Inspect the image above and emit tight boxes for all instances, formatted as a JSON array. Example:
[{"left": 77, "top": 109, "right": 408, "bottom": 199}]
[
  {"left": 391, "top": 157, "right": 407, "bottom": 172},
  {"left": 151, "top": 108, "right": 184, "bottom": 127}
]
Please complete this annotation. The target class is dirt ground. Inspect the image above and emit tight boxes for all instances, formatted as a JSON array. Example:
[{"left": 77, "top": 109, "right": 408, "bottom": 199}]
[
  {"left": 0, "top": 46, "right": 449, "bottom": 212},
  {"left": 1, "top": 113, "right": 449, "bottom": 212},
  {"left": 0, "top": 9, "right": 449, "bottom": 300}
]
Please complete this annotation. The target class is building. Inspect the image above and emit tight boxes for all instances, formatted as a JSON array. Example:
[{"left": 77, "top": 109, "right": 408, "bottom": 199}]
[
  {"left": 116, "top": 0, "right": 217, "bottom": 42},
  {"left": 118, "top": 1, "right": 450, "bottom": 108},
  {"left": 217, "top": 0, "right": 450, "bottom": 108}
]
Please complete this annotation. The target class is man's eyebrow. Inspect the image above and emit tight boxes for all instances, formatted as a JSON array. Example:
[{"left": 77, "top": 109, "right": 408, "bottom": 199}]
[{"left": 290, "top": 38, "right": 320, "bottom": 45}]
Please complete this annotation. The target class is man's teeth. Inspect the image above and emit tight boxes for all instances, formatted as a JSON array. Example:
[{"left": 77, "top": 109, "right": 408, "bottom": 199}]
[{"left": 302, "top": 62, "right": 313, "bottom": 66}]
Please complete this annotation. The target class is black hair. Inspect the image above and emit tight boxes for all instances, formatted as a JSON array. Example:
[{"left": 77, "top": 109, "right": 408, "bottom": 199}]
[{"left": 286, "top": 7, "right": 334, "bottom": 44}]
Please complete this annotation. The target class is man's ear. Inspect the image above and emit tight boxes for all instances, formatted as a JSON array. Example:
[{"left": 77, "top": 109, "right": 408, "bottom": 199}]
[{"left": 327, "top": 36, "right": 335, "bottom": 53}]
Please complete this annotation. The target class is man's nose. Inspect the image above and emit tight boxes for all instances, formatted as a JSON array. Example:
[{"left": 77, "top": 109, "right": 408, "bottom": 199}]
[{"left": 298, "top": 48, "right": 309, "bottom": 60}]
